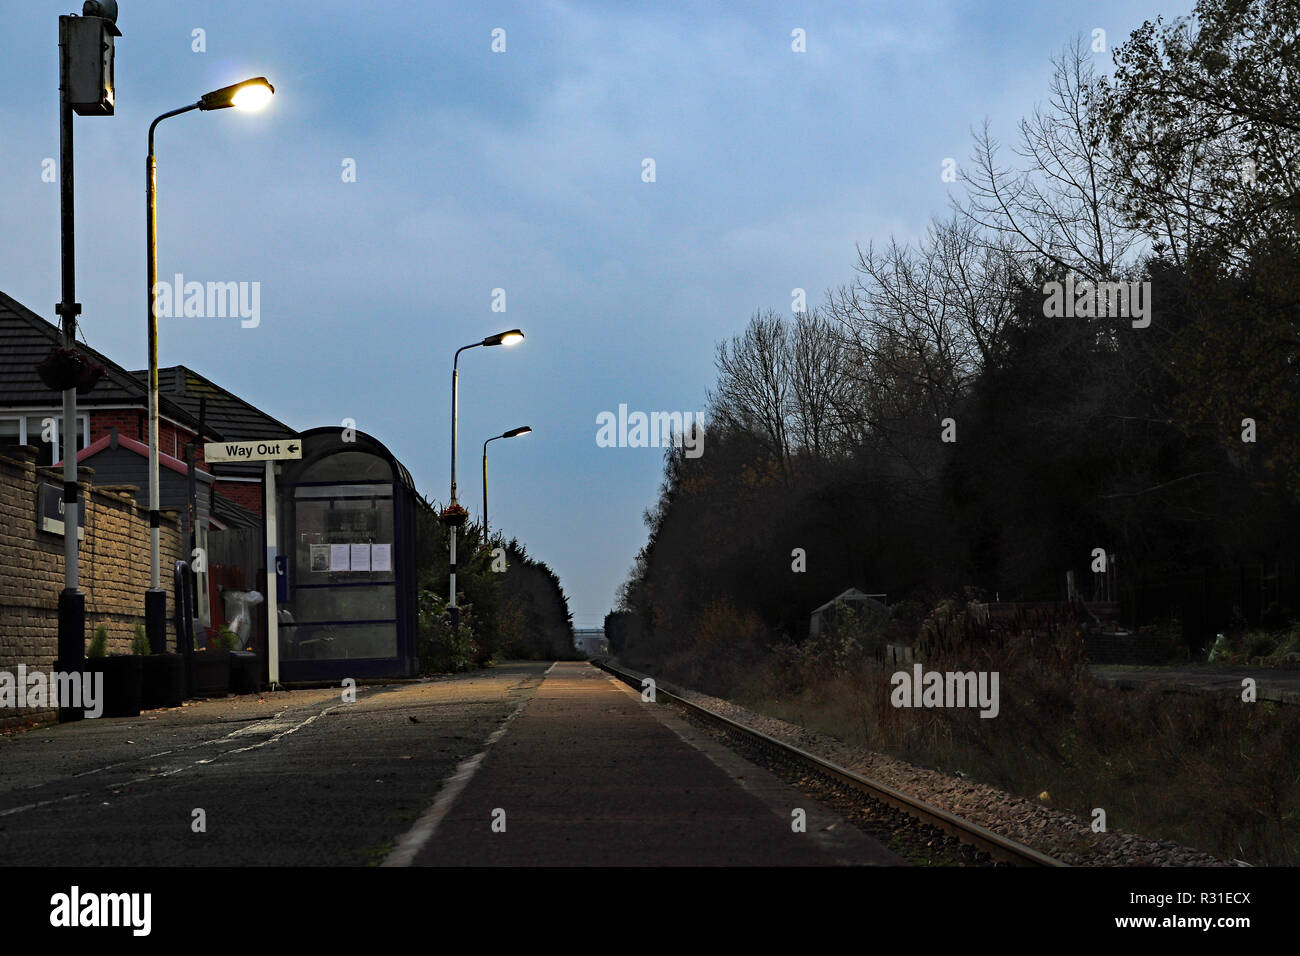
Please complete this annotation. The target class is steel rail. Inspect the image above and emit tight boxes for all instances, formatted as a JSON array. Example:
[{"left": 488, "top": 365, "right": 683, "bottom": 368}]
[{"left": 593, "top": 659, "right": 1066, "bottom": 868}]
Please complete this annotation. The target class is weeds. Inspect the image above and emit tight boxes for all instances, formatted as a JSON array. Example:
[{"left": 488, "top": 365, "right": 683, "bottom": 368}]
[{"left": 647, "top": 595, "right": 1300, "bottom": 865}]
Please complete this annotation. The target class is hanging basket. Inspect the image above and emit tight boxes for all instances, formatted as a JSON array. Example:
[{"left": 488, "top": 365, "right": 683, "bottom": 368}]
[
  {"left": 439, "top": 504, "right": 469, "bottom": 528},
  {"left": 75, "top": 355, "right": 106, "bottom": 395},
  {"left": 36, "top": 346, "right": 105, "bottom": 396},
  {"left": 36, "top": 347, "right": 84, "bottom": 391}
]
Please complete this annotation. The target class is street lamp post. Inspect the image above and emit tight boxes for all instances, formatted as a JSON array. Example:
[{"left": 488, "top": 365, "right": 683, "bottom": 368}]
[
  {"left": 482, "top": 425, "right": 531, "bottom": 544},
  {"left": 144, "top": 77, "right": 274, "bottom": 653},
  {"left": 448, "top": 330, "right": 523, "bottom": 633}
]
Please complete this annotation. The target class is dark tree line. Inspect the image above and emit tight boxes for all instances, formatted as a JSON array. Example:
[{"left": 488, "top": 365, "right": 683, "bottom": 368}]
[
  {"left": 415, "top": 498, "right": 576, "bottom": 670},
  {"left": 617, "top": 2, "right": 1300, "bottom": 666}
]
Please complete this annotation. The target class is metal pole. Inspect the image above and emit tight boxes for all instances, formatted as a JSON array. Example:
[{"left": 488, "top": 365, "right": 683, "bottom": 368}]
[
  {"left": 175, "top": 559, "right": 194, "bottom": 697},
  {"left": 482, "top": 438, "right": 490, "bottom": 544},
  {"left": 147, "top": 143, "right": 159, "bottom": 591},
  {"left": 448, "top": 343, "right": 481, "bottom": 634},
  {"left": 144, "top": 130, "right": 164, "bottom": 647},
  {"left": 450, "top": 363, "right": 459, "bottom": 503},
  {"left": 55, "top": 17, "right": 84, "bottom": 722},
  {"left": 185, "top": 395, "right": 205, "bottom": 625},
  {"left": 265, "top": 459, "right": 280, "bottom": 688},
  {"left": 144, "top": 104, "right": 197, "bottom": 652},
  {"left": 449, "top": 361, "right": 459, "bottom": 632}
]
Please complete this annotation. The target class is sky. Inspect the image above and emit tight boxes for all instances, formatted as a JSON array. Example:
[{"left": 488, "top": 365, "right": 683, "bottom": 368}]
[{"left": 0, "top": 0, "right": 1196, "bottom": 628}]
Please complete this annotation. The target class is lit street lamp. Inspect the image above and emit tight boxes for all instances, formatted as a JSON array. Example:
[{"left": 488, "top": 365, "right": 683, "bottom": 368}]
[
  {"left": 144, "top": 76, "right": 274, "bottom": 651},
  {"left": 448, "top": 330, "right": 524, "bottom": 632},
  {"left": 483, "top": 425, "right": 531, "bottom": 543}
]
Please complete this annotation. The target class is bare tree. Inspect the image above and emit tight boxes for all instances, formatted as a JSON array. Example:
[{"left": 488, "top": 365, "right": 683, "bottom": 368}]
[
  {"left": 823, "top": 215, "right": 1020, "bottom": 475},
  {"left": 787, "top": 307, "right": 855, "bottom": 463},
  {"left": 958, "top": 37, "right": 1143, "bottom": 281},
  {"left": 708, "top": 310, "right": 793, "bottom": 477}
]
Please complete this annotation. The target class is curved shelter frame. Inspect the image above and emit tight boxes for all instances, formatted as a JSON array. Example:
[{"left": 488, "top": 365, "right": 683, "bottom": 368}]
[{"left": 273, "top": 427, "right": 418, "bottom": 681}]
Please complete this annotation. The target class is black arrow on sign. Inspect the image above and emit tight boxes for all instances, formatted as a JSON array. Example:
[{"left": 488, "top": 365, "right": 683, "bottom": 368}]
[{"left": 287, "top": 443, "right": 299, "bottom": 454}]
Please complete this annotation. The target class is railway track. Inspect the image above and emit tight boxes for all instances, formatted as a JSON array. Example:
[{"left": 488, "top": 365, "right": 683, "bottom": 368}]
[{"left": 593, "top": 658, "right": 1067, "bottom": 868}]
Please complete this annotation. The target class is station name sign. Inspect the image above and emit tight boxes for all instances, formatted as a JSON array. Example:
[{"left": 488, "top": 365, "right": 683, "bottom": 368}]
[
  {"left": 203, "top": 439, "right": 302, "bottom": 463},
  {"left": 38, "top": 481, "right": 85, "bottom": 539}
]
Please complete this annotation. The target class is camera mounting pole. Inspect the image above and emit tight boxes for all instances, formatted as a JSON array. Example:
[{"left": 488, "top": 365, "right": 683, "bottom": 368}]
[{"left": 55, "top": 3, "right": 120, "bottom": 721}]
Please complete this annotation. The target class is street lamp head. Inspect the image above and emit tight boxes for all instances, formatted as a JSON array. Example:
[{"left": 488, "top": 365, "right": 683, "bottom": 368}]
[
  {"left": 199, "top": 77, "right": 276, "bottom": 112},
  {"left": 482, "top": 328, "right": 524, "bottom": 347},
  {"left": 503, "top": 425, "right": 532, "bottom": 439},
  {"left": 232, "top": 81, "right": 275, "bottom": 111},
  {"left": 82, "top": 0, "right": 122, "bottom": 36}
]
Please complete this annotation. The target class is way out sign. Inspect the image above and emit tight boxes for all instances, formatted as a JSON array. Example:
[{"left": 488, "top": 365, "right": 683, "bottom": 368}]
[
  {"left": 200, "top": 436, "right": 302, "bottom": 689},
  {"left": 203, "top": 439, "right": 302, "bottom": 462}
]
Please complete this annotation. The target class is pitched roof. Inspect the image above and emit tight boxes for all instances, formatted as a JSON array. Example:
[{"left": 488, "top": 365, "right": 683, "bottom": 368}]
[
  {"left": 0, "top": 289, "right": 210, "bottom": 434},
  {"left": 65, "top": 429, "right": 215, "bottom": 482},
  {"left": 211, "top": 488, "right": 262, "bottom": 529},
  {"left": 137, "top": 365, "right": 294, "bottom": 440},
  {"left": 810, "top": 588, "right": 888, "bottom": 617},
  {"left": 135, "top": 366, "right": 296, "bottom": 478}
]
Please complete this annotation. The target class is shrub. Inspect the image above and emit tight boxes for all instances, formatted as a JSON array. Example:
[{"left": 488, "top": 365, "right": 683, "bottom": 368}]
[
  {"left": 744, "top": 597, "right": 1300, "bottom": 863},
  {"left": 1271, "top": 627, "right": 1300, "bottom": 660},
  {"left": 1244, "top": 632, "right": 1277, "bottom": 659},
  {"left": 132, "top": 623, "right": 151, "bottom": 656},
  {"left": 664, "top": 598, "right": 770, "bottom": 697},
  {"left": 886, "top": 598, "right": 930, "bottom": 644},
  {"left": 87, "top": 624, "right": 108, "bottom": 659},
  {"left": 417, "top": 589, "right": 480, "bottom": 673},
  {"left": 1261, "top": 602, "right": 1292, "bottom": 631}
]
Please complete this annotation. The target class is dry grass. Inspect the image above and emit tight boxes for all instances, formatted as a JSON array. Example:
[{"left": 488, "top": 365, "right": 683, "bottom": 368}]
[{"left": 661, "top": 601, "right": 1300, "bottom": 865}]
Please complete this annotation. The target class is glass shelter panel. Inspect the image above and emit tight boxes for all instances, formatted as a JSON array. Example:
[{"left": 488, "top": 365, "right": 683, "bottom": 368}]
[{"left": 279, "top": 480, "right": 399, "bottom": 662}]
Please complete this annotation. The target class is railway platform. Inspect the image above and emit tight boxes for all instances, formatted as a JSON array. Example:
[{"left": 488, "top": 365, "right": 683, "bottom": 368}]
[{"left": 400, "top": 662, "right": 900, "bottom": 866}]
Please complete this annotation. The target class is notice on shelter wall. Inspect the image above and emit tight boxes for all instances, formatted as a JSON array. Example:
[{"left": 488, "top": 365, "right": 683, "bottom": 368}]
[
  {"left": 329, "top": 543, "right": 350, "bottom": 572},
  {"left": 350, "top": 543, "right": 372, "bottom": 572},
  {"left": 371, "top": 543, "right": 392, "bottom": 573},
  {"left": 310, "top": 544, "right": 330, "bottom": 572}
]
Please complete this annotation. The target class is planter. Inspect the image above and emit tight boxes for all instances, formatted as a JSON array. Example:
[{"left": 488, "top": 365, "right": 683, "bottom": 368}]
[
  {"left": 75, "top": 357, "right": 106, "bottom": 395},
  {"left": 191, "top": 649, "right": 232, "bottom": 698},
  {"left": 229, "top": 650, "right": 262, "bottom": 695},
  {"left": 36, "top": 348, "right": 84, "bottom": 392},
  {"left": 85, "top": 655, "right": 143, "bottom": 718},
  {"left": 37, "top": 347, "right": 105, "bottom": 394},
  {"left": 141, "top": 653, "right": 184, "bottom": 709}
]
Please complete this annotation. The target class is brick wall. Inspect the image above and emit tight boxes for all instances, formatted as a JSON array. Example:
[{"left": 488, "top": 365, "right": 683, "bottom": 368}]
[
  {"left": 214, "top": 479, "right": 263, "bottom": 515},
  {"left": 89, "top": 412, "right": 199, "bottom": 460},
  {"left": 158, "top": 420, "right": 191, "bottom": 459},
  {"left": 89, "top": 409, "right": 145, "bottom": 444},
  {"left": 0, "top": 446, "right": 181, "bottom": 730}
]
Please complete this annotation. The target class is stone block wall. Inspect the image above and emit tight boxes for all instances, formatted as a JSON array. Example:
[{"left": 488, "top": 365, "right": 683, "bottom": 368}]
[{"left": 0, "top": 446, "right": 180, "bottom": 729}]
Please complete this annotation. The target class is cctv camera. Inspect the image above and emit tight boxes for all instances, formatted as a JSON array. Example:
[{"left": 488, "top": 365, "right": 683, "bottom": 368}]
[
  {"left": 82, "top": 0, "right": 122, "bottom": 37},
  {"left": 82, "top": 1, "right": 120, "bottom": 24}
]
